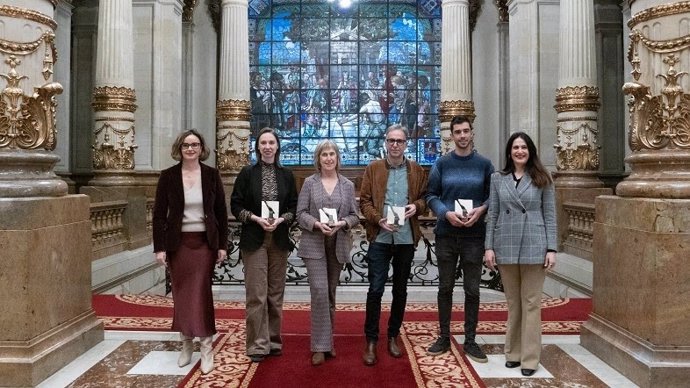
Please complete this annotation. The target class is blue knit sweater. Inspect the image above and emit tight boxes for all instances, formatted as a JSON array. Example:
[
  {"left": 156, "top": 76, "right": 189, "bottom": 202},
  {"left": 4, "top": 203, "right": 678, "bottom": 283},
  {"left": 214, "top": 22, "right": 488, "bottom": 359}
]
[{"left": 425, "top": 150, "right": 494, "bottom": 238}]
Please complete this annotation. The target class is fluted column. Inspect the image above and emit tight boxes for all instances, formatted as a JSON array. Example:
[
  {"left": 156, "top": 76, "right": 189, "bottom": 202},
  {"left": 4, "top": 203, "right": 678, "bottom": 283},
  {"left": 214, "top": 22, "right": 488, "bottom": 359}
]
[
  {"left": 617, "top": 1, "right": 690, "bottom": 198},
  {"left": 91, "top": 0, "right": 137, "bottom": 185},
  {"left": 553, "top": 0, "right": 602, "bottom": 188},
  {"left": 0, "top": 0, "right": 66, "bottom": 197},
  {"left": 439, "top": 0, "right": 474, "bottom": 154},
  {"left": 216, "top": 0, "right": 250, "bottom": 174}
]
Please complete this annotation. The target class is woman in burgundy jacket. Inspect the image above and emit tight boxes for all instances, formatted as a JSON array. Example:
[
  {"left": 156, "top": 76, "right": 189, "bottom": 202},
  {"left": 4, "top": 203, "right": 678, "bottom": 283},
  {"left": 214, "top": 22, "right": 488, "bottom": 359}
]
[{"left": 152, "top": 129, "right": 228, "bottom": 374}]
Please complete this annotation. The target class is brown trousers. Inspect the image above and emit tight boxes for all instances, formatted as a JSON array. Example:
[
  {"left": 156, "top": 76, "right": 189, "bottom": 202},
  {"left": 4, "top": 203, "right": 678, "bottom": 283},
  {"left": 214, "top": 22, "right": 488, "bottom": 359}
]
[{"left": 242, "top": 233, "right": 289, "bottom": 356}]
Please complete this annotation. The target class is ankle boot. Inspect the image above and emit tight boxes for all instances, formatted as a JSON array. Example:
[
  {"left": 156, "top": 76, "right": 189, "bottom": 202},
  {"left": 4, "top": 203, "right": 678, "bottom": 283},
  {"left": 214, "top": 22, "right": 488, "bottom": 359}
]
[
  {"left": 199, "top": 336, "right": 214, "bottom": 374},
  {"left": 178, "top": 333, "right": 193, "bottom": 367}
]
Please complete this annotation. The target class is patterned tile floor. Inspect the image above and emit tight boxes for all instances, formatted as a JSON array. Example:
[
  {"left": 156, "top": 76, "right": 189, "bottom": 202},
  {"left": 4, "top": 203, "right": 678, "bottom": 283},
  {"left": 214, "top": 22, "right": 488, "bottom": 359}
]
[{"left": 38, "top": 288, "right": 638, "bottom": 388}]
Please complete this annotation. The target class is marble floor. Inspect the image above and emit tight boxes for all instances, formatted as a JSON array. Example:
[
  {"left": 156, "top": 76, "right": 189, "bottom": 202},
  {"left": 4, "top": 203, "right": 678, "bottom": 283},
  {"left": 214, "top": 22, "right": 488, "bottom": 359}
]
[{"left": 37, "top": 287, "right": 639, "bottom": 388}]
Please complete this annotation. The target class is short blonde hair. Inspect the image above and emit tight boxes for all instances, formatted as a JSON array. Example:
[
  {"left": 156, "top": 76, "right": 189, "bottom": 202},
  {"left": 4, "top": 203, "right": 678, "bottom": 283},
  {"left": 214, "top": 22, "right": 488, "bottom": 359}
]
[
  {"left": 313, "top": 140, "right": 341, "bottom": 173},
  {"left": 171, "top": 129, "right": 210, "bottom": 161}
]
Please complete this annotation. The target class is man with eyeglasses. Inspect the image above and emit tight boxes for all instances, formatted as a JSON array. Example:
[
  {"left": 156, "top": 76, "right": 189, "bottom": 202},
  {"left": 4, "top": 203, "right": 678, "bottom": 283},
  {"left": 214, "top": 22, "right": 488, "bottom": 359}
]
[
  {"left": 359, "top": 124, "right": 428, "bottom": 366},
  {"left": 425, "top": 115, "right": 495, "bottom": 363}
]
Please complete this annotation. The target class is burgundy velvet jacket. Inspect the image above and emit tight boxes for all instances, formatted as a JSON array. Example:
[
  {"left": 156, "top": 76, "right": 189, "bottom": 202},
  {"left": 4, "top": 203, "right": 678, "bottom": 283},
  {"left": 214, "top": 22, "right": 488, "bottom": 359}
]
[{"left": 152, "top": 162, "right": 229, "bottom": 253}]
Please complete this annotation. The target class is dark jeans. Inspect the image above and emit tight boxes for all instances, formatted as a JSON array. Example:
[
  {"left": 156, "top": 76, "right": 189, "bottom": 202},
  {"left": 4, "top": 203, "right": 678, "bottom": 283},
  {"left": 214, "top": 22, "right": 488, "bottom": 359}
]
[
  {"left": 435, "top": 235, "right": 484, "bottom": 343},
  {"left": 364, "top": 241, "right": 415, "bottom": 342}
]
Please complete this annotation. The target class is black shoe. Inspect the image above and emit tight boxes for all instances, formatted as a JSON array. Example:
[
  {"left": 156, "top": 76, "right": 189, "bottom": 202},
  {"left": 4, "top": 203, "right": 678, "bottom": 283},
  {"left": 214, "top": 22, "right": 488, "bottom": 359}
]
[
  {"left": 505, "top": 361, "right": 521, "bottom": 368},
  {"left": 427, "top": 337, "right": 451, "bottom": 355},
  {"left": 269, "top": 348, "right": 282, "bottom": 356},
  {"left": 521, "top": 368, "right": 536, "bottom": 376},
  {"left": 463, "top": 342, "right": 488, "bottom": 363},
  {"left": 249, "top": 354, "right": 265, "bottom": 363}
]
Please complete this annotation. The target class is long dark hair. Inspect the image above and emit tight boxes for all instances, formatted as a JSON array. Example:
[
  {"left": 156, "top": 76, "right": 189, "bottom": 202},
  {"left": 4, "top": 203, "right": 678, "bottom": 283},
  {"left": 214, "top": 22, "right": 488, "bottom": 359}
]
[
  {"left": 501, "top": 132, "right": 552, "bottom": 188},
  {"left": 254, "top": 127, "right": 282, "bottom": 167}
]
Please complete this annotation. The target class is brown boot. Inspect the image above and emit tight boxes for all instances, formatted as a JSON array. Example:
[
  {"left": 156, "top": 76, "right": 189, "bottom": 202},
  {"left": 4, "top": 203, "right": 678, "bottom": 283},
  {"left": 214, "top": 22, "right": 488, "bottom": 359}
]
[
  {"left": 362, "top": 341, "right": 377, "bottom": 366},
  {"left": 388, "top": 336, "right": 402, "bottom": 358}
]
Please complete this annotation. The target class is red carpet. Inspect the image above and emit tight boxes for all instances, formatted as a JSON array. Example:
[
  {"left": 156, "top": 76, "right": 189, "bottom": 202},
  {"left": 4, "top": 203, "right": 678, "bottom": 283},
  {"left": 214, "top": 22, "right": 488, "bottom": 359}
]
[{"left": 92, "top": 295, "right": 591, "bottom": 387}]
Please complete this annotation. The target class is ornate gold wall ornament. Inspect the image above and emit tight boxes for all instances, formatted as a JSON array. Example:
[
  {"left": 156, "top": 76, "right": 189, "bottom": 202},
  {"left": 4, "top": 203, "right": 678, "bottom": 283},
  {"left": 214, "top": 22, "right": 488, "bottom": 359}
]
[
  {"left": 554, "top": 122, "right": 601, "bottom": 170},
  {"left": 207, "top": 0, "right": 221, "bottom": 33},
  {"left": 92, "top": 86, "right": 137, "bottom": 113},
  {"left": 0, "top": 5, "right": 58, "bottom": 30},
  {"left": 468, "top": 0, "right": 482, "bottom": 32},
  {"left": 554, "top": 86, "right": 600, "bottom": 113},
  {"left": 557, "top": 116, "right": 598, "bottom": 123},
  {"left": 628, "top": 1, "right": 690, "bottom": 28},
  {"left": 216, "top": 129, "right": 250, "bottom": 172},
  {"left": 217, "top": 99, "right": 251, "bottom": 122},
  {"left": 624, "top": 54, "right": 690, "bottom": 151},
  {"left": 439, "top": 100, "right": 475, "bottom": 122},
  {"left": 0, "top": 55, "right": 62, "bottom": 150},
  {"left": 183, "top": 0, "right": 198, "bottom": 22},
  {"left": 92, "top": 122, "right": 137, "bottom": 170},
  {"left": 0, "top": 30, "right": 55, "bottom": 56}
]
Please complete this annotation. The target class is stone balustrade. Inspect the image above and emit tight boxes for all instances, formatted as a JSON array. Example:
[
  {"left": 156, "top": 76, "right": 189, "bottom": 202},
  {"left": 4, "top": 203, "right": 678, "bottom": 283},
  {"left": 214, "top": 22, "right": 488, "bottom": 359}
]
[{"left": 562, "top": 201, "right": 595, "bottom": 260}]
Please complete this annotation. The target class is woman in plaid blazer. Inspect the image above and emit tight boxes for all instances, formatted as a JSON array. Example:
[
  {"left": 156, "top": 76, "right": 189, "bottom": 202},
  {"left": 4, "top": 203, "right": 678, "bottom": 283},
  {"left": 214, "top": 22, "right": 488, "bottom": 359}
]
[
  {"left": 296, "top": 140, "right": 360, "bottom": 366},
  {"left": 484, "top": 132, "right": 557, "bottom": 377}
]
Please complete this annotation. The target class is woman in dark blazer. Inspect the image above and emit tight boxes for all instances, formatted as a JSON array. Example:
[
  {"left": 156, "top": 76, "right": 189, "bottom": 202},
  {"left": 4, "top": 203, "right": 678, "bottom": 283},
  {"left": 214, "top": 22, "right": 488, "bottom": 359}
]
[
  {"left": 484, "top": 132, "right": 556, "bottom": 377},
  {"left": 152, "top": 129, "right": 228, "bottom": 374},
  {"left": 296, "top": 140, "right": 360, "bottom": 366},
  {"left": 230, "top": 127, "right": 298, "bottom": 363}
]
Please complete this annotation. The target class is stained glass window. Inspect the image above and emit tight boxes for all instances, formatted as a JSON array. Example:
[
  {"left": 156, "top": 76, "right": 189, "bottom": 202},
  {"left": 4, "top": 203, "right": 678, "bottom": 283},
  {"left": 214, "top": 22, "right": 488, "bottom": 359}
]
[{"left": 248, "top": 0, "right": 442, "bottom": 166}]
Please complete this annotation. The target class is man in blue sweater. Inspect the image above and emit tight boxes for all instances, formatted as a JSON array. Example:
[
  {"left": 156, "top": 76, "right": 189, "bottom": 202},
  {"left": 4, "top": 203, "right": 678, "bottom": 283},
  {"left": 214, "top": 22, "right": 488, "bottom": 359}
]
[{"left": 425, "top": 115, "right": 494, "bottom": 363}]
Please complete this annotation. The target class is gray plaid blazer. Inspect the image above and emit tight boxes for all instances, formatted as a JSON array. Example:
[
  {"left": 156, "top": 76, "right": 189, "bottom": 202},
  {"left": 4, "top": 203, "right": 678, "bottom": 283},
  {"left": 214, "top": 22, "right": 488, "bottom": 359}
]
[
  {"left": 484, "top": 172, "right": 557, "bottom": 265},
  {"left": 296, "top": 173, "right": 360, "bottom": 264}
]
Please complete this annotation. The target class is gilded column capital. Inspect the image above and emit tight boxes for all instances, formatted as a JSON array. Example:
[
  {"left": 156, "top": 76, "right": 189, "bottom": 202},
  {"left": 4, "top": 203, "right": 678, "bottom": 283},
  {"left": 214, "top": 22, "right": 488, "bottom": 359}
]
[
  {"left": 217, "top": 99, "right": 251, "bottom": 122},
  {"left": 0, "top": 55, "right": 63, "bottom": 151},
  {"left": 554, "top": 86, "right": 600, "bottom": 113},
  {"left": 0, "top": 5, "right": 57, "bottom": 30},
  {"left": 183, "top": 0, "right": 197, "bottom": 23},
  {"left": 628, "top": 1, "right": 690, "bottom": 28},
  {"left": 92, "top": 86, "right": 137, "bottom": 113},
  {"left": 494, "top": 0, "right": 508, "bottom": 23},
  {"left": 439, "top": 100, "right": 475, "bottom": 123},
  {"left": 618, "top": 5, "right": 690, "bottom": 198},
  {"left": 216, "top": 126, "right": 250, "bottom": 173}
]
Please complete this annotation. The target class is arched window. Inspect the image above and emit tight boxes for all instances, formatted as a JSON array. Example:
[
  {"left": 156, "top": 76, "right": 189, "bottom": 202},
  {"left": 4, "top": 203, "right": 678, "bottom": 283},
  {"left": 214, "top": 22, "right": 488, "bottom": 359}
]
[{"left": 249, "top": 0, "right": 441, "bottom": 166}]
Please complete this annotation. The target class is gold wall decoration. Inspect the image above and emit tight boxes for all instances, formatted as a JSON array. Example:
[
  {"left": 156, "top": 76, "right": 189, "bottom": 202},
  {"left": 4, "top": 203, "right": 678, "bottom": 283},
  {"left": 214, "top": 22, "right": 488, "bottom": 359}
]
[
  {"left": 628, "top": 1, "right": 690, "bottom": 28},
  {"left": 554, "top": 86, "right": 600, "bottom": 113},
  {"left": 554, "top": 122, "right": 600, "bottom": 170},
  {"left": 92, "top": 122, "right": 137, "bottom": 170},
  {"left": 439, "top": 100, "right": 476, "bottom": 123},
  {"left": 217, "top": 99, "right": 251, "bottom": 122},
  {"left": 216, "top": 129, "right": 250, "bottom": 172},
  {"left": 624, "top": 53, "right": 690, "bottom": 151},
  {"left": 92, "top": 86, "right": 137, "bottom": 113},
  {"left": 0, "top": 55, "right": 62, "bottom": 150},
  {"left": 0, "top": 30, "right": 55, "bottom": 57},
  {"left": 0, "top": 5, "right": 58, "bottom": 30}
]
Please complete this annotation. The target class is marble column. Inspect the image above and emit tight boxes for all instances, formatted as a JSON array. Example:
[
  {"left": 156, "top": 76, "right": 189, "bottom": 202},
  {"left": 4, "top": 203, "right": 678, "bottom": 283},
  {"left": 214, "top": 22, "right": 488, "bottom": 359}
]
[
  {"left": 581, "top": 2, "right": 690, "bottom": 387},
  {"left": 215, "top": 0, "right": 251, "bottom": 177},
  {"left": 553, "top": 0, "right": 603, "bottom": 188},
  {"left": 438, "top": 0, "right": 474, "bottom": 154},
  {"left": 91, "top": 0, "right": 138, "bottom": 185},
  {"left": 0, "top": 1, "right": 103, "bottom": 385}
]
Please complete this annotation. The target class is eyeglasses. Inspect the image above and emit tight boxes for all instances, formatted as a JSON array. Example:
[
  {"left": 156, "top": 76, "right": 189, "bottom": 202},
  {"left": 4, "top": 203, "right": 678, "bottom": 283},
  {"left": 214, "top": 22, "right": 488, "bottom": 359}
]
[
  {"left": 181, "top": 142, "right": 201, "bottom": 150},
  {"left": 386, "top": 139, "right": 406, "bottom": 145}
]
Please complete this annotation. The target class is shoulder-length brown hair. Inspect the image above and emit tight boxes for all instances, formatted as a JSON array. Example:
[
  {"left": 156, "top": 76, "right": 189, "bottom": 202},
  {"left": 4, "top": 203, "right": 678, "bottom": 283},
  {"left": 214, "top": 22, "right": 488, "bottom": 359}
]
[
  {"left": 500, "top": 131, "right": 553, "bottom": 188},
  {"left": 171, "top": 129, "right": 211, "bottom": 161}
]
